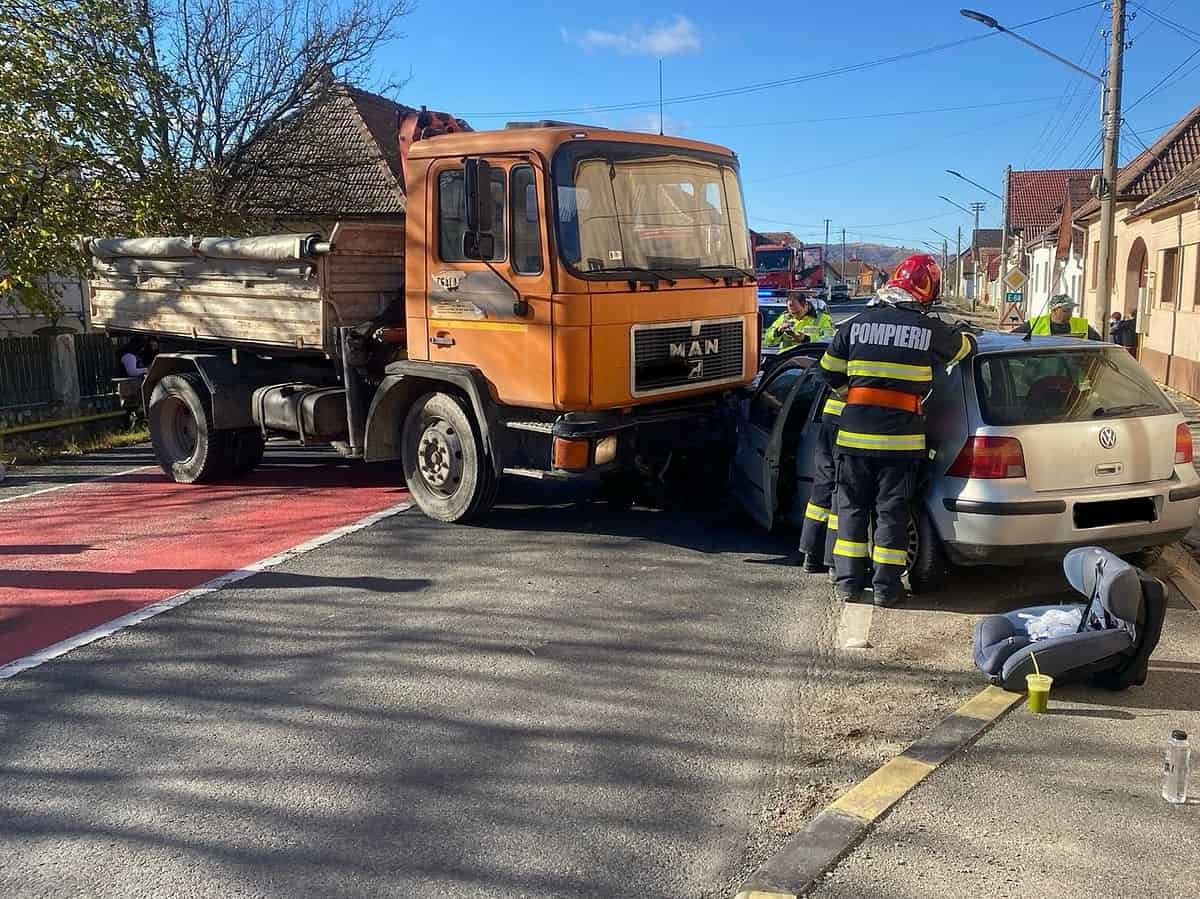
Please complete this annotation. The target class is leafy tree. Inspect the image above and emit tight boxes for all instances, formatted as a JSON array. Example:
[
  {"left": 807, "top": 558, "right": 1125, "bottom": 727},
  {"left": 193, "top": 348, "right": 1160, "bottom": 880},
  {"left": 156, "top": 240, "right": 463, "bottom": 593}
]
[{"left": 0, "top": 0, "right": 411, "bottom": 318}]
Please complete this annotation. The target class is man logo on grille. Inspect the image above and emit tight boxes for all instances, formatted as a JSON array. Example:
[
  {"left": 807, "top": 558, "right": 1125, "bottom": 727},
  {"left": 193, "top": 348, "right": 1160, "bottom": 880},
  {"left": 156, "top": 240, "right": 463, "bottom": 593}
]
[
  {"left": 670, "top": 338, "right": 720, "bottom": 358},
  {"left": 1098, "top": 427, "right": 1118, "bottom": 449},
  {"left": 687, "top": 360, "right": 705, "bottom": 380}
]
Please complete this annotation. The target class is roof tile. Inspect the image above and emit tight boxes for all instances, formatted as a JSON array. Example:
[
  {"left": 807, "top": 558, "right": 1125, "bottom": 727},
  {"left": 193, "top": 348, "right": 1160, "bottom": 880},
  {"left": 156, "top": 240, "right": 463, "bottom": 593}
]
[{"left": 1007, "top": 168, "right": 1098, "bottom": 236}]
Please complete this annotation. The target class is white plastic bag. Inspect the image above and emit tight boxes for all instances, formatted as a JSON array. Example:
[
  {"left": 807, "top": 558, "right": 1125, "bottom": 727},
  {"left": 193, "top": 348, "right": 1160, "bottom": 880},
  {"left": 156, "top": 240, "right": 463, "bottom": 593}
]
[{"left": 1019, "top": 607, "right": 1083, "bottom": 642}]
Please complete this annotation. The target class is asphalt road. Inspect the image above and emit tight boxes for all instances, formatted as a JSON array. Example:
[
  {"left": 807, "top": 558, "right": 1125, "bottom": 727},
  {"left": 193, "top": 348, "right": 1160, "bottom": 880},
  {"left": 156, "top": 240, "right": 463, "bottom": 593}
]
[{"left": 0, "top": 457, "right": 843, "bottom": 899}]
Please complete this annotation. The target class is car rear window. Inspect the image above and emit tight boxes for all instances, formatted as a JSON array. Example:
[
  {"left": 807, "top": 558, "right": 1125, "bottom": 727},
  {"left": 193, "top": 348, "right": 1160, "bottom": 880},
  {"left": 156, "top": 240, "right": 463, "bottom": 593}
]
[{"left": 974, "top": 347, "right": 1174, "bottom": 426}]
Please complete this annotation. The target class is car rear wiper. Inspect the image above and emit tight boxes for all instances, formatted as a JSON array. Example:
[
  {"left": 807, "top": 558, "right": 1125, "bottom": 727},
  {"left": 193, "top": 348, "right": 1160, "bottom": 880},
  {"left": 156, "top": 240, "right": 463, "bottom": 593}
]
[
  {"left": 697, "top": 265, "right": 758, "bottom": 282},
  {"left": 599, "top": 266, "right": 677, "bottom": 286},
  {"left": 1092, "top": 403, "right": 1161, "bottom": 417}
]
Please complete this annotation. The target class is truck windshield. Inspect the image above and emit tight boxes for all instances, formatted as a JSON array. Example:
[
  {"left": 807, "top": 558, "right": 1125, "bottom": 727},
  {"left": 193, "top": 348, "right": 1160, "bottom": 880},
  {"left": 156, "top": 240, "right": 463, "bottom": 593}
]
[
  {"left": 754, "top": 250, "right": 792, "bottom": 272},
  {"left": 554, "top": 142, "right": 750, "bottom": 279}
]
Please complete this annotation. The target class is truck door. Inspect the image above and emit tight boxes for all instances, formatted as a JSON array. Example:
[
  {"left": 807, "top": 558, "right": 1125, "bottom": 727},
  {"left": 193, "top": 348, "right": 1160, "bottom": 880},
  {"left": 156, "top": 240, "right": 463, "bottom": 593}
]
[{"left": 425, "top": 158, "right": 553, "bottom": 407}]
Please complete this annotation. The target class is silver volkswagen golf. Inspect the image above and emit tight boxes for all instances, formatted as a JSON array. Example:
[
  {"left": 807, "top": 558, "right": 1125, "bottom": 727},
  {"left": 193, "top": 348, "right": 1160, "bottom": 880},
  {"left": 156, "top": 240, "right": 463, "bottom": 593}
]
[{"left": 732, "top": 331, "right": 1200, "bottom": 592}]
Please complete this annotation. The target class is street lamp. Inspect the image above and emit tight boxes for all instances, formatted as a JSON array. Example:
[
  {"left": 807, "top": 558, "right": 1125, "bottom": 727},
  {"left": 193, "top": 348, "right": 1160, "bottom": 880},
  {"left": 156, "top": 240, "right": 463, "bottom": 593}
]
[
  {"left": 960, "top": 9, "right": 1103, "bottom": 84},
  {"left": 939, "top": 195, "right": 976, "bottom": 216},
  {"left": 960, "top": 5, "right": 1124, "bottom": 337},
  {"left": 946, "top": 169, "right": 1003, "bottom": 201}
]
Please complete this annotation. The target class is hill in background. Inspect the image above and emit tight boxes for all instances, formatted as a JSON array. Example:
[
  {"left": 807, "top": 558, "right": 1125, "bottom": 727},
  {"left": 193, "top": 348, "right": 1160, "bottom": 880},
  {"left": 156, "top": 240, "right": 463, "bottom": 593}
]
[{"left": 834, "top": 242, "right": 923, "bottom": 271}]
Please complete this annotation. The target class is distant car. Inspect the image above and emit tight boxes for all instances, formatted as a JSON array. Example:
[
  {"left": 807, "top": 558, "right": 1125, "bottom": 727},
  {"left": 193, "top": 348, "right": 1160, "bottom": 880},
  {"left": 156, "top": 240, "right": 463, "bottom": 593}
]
[
  {"left": 731, "top": 332, "right": 1200, "bottom": 592},
  {"left": 829, "top": 283, "right": 851, "bottom": 302}
]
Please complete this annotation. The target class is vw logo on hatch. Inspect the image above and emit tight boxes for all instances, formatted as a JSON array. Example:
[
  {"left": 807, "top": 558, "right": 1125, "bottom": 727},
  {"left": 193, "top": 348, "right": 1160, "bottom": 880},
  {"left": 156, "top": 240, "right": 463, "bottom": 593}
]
[{"left": 1098, "top": 427, "right": 1118, "bottom": 450}]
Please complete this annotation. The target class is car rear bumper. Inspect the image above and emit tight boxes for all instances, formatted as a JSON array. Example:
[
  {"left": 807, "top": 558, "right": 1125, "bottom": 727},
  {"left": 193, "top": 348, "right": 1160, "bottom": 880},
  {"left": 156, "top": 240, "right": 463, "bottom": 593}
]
[{"left": 930, "top": 471, "right": 1200, "bottom": 566}]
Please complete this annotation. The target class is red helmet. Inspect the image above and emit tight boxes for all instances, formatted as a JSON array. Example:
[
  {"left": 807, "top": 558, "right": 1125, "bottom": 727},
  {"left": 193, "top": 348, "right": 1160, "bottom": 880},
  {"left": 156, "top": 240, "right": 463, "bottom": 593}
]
[{"left": 887, "top": 254, "right": 941, "bottom": 304}]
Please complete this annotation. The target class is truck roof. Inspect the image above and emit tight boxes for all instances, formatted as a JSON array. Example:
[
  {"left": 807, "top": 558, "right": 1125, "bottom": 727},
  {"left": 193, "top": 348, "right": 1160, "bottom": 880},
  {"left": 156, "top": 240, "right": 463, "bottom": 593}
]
[{"left": 407, "top": 124, "right": 738, "bottom": 162}]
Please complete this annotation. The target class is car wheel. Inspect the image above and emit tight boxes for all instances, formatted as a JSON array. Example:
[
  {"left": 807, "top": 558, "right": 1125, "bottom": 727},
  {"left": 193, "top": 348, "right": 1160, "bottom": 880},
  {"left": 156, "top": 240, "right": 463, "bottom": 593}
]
[
  {"left": 1122, "top": 545, "right": 1164, "bottom": 570},
  {"left": 906, "top": 508, "right": 948, "bottom": 594}
]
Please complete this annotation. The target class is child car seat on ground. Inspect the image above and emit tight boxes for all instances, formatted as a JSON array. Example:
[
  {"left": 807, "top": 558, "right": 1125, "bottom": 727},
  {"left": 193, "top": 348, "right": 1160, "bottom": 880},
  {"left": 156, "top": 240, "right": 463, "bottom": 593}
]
[{"left": 973, "top": 546, "right": 1166, "bottom": 691}]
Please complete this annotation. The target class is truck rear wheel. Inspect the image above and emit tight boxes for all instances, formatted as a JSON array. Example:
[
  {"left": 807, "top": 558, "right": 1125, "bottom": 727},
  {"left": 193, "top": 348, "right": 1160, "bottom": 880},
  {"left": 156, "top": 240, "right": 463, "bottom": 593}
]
[
  {"left": 148, "top": 373, "right": 234, "bottom": 483},
  {"left": 401, "top": 391, "right": 496, "bottom": 523}
]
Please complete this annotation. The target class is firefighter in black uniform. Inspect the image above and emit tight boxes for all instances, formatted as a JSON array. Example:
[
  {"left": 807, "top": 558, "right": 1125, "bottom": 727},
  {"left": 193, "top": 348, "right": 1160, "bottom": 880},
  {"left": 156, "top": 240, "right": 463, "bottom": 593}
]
[
  {"left": 798, "top": 388, "right": 845, "bottom": 573},
  {"left": 818, "top": 254, "right": 975, "bottom": 606}
]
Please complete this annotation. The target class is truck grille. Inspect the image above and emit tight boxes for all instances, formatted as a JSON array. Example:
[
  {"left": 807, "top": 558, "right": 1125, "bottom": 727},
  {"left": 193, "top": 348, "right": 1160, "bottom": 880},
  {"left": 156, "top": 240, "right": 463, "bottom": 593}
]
[{"left": 632, "top": 319, "right": 745, "bottom": 395}]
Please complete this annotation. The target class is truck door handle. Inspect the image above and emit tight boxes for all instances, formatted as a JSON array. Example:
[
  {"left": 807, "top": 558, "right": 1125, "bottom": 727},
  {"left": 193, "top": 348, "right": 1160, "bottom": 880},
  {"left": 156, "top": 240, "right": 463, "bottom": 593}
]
[{"left": 430, "top": 334, "right": 455, "bottom": 347}]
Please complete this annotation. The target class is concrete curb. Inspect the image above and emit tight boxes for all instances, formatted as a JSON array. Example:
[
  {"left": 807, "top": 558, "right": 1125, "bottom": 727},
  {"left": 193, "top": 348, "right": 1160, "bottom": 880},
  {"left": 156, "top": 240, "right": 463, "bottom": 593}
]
[{"left": 733, "top": 685, "right": 1021, "bottom": 898}]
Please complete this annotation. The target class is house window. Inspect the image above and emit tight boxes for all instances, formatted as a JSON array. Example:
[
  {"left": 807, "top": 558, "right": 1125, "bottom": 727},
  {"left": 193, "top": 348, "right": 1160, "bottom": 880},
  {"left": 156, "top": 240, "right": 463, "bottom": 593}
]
[
  {"left": 1091, "top": 241, "right": 1100, "bottom": 288},
  {"left": 1162, "top": 247, "right": 1179, "bottom": 307},
  {"left": 509, "top": 165, "right": 542, "bottom": 275},
  {"left": 438, "top": 168, "right": 507, "bottom": 263}
]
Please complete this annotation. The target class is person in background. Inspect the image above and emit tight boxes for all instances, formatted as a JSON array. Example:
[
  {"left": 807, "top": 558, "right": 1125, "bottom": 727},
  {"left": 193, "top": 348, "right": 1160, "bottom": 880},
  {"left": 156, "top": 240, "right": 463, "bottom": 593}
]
[
  {"left": 1110, "top": 311, "right": 1123, "bottom": 340},
  {"left": 118, "top": 336, "right": 150, "bottom": 377},
  {"left": 762, "top": 292, "right": 835, "bottom": 352},
  {"left": 1113, "top": 311, "right": 1138, "bottom": 355},
  {"left": 1018, "top": 295, "right": 1101, "bottom": 340}
]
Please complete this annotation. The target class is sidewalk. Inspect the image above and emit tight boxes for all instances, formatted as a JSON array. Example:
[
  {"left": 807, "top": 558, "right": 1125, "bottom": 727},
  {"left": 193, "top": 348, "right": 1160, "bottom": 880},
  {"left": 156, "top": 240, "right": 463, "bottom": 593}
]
[{"left": 809, "top": 595, "right": 1200, "bottom": 899}]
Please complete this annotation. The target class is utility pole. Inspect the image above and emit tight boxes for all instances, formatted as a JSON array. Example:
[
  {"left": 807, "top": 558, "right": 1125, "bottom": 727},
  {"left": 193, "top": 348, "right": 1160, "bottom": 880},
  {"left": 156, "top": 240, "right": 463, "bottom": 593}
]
[
  {"left": 956, "top": 225, "right": 963, "bottom": 300},
  {"left": 969, "top": 202, "right": 985, "bottom": 312},
  {"left": 1096, "top": 0, "right": 1126, "bottom": 339},
  {"left": 943, "top": 239, "right": 949, "bottom": 281},
  {"left": 824, "top": 219, "right": 831, "bottom": 303},
  {"left": 999, "top": 164, "right": 1012, "bottom": 324},
  {"left": 841, "top": 228, "right": 847, "bottom": 292}
]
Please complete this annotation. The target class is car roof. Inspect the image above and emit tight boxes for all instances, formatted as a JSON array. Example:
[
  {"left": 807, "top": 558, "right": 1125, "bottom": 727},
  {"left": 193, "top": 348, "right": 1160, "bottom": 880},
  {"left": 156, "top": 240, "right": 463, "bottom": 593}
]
[{"left": 973, "top": 329, "right": 1111, "bottom": 354}]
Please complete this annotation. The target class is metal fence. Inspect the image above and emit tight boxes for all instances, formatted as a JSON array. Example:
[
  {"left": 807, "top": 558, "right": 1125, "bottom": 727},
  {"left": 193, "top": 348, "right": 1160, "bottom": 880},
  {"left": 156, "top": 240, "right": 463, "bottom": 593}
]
[
  {"left": 0, "top": 336, "right": 55, "bottom": 409},
  {"left": 75, "top": 332, "right": 119, "bottom": 398}
]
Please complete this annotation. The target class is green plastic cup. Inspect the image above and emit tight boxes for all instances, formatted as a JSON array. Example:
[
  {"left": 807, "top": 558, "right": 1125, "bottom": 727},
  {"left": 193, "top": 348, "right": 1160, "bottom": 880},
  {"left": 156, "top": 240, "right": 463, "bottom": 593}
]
[{"left": 1026, "top": 673, "right": 1053, "bottom": 713}]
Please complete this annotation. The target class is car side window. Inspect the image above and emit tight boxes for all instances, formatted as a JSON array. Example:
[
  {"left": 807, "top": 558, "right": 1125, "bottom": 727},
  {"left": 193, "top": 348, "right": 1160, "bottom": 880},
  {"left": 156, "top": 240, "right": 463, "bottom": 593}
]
[{"left": 749, "top": 367, "right": 806, "bottom": 430}]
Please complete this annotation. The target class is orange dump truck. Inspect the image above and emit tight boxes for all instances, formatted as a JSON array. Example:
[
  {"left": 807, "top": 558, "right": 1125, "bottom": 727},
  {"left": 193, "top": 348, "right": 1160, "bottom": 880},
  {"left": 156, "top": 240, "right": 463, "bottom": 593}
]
[{"left": 86, "top": 118, "right": 759, "bottom": 522}]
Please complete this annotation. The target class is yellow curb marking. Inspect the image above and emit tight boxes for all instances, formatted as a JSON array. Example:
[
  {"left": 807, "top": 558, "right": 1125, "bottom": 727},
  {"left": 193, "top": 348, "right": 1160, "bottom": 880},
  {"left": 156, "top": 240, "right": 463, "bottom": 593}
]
[
  {"left": 836, "top": 601, "right": 873, "bottom": 649},
  {"left": 956, "top": 685, "right": 1022, "bottom": 721},
  {"left": 827, "top": 755, "right": 937, "bottom": 822}
]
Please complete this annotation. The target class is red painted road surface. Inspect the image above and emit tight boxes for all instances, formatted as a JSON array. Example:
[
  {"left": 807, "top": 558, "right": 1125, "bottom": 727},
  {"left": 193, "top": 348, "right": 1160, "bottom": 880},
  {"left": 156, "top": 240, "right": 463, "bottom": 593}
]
[{"left": 0, "top": 462, "right": 408, "bottom": 666}]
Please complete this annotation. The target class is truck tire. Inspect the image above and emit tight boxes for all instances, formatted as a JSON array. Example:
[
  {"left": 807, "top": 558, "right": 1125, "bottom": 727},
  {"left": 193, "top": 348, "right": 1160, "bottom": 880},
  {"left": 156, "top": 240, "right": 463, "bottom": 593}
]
[
  {"left": 401, "top": 391, "right": 496, "bottom": 523},
  {"left": 148, "top": 373, "right": 235, "bottom": 483},
  {"left": 906, "top": 508, "right": 948, "bottom": 595}
]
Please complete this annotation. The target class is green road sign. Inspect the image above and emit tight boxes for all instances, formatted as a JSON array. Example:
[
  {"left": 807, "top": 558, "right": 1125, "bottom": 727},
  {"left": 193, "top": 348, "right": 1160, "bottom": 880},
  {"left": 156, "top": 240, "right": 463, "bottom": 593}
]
[{"left": 1006, "top": 291, "right": 1023, "bottom": 302}]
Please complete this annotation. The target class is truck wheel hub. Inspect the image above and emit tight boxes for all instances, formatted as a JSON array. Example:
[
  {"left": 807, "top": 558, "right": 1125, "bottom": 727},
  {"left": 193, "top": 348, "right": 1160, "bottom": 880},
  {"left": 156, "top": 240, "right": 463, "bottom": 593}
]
[{"left": 417, "top": 419, "right": 463, "bottom": 492}]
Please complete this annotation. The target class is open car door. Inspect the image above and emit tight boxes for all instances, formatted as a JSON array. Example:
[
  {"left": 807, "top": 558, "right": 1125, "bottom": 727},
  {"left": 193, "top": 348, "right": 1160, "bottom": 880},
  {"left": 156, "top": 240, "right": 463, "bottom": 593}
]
[{"left": 731, "top": 358, "right": 822, "bottom": 530}]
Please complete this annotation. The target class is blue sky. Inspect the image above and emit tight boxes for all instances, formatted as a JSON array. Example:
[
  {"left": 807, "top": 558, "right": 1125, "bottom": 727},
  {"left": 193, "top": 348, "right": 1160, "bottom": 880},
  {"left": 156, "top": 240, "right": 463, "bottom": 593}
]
[{"left": 380, "top": 1, "right": 1200, "bottom": 252}]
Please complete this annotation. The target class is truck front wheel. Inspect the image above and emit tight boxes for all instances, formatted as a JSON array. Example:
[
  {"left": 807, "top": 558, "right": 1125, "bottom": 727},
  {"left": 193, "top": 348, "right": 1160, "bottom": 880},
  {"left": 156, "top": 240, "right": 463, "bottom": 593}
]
[
  {"left": 401, "top": 391, "right": 496, "bottom": 523},
  {"left": 148, "top": 373, "right": 235, "bottom": 483}
]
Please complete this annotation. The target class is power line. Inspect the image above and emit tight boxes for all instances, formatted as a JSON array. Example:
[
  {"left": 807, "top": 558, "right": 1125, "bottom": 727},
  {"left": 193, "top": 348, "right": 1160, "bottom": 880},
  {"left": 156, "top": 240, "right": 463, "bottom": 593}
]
[
  {"left": 692, "top": 96, "right": 1062, "bottom": 131},
  {"left": 1126, "top": 45, "right": 1200, "bottom": 111},
  {"left": 1026, "top": 8, "right": 1106, "bottom": 167},
  {"left": 460, "top": 1, "right": 1107, "bottom": 118},
  {"left": 1129, "top": 3, "right": 1200, "bottom": 43}
]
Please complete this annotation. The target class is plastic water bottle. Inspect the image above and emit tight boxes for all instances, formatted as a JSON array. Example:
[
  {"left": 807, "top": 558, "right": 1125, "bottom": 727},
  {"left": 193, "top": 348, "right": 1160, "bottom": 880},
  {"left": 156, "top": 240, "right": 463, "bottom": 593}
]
[{"left": 1162, "top": 730, "right": 1190, "bottom": 804}]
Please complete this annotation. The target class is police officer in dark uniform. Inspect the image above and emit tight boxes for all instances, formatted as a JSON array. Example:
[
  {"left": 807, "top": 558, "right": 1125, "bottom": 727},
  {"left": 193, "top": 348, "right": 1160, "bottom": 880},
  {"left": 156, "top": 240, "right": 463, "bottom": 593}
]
[
  {"left": 798, "top": 388, "right": 845, "bottom": 573},
  {"left": 818, "top": 254, "right": 975, "bottom": 606}
]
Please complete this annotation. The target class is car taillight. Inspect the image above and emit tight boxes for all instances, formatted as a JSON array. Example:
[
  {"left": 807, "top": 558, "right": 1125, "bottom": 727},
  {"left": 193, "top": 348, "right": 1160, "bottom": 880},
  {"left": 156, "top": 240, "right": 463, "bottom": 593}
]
[
  {"left": 946, "top": 436, "right": 1027, "bottom": 479},
  {"left": 1176, "top": 423, "right": 1194, "bottom": 465}
]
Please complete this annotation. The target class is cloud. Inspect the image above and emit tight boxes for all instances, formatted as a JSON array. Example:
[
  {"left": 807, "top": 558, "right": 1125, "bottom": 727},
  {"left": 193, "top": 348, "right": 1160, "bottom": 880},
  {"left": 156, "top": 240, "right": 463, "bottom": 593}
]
[{"left": 569, "top": 16, "right": 701, "bottom": 56}]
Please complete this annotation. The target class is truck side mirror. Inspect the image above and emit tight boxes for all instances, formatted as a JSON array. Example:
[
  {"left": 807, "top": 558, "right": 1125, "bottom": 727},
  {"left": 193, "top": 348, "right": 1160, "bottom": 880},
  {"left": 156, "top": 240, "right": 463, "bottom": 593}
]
[
  {"left": 462, "top": 231, "right": 495, "bottom": 261},
  {"left": 464, "top": 158, "right": 494, "bottom": 234}
]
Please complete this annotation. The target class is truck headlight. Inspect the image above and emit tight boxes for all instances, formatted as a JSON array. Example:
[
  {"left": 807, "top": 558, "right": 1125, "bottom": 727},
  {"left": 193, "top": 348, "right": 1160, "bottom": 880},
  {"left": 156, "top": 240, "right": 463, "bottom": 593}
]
[{"left": 595, "top": 435, "right": 618, "bottom": 465}]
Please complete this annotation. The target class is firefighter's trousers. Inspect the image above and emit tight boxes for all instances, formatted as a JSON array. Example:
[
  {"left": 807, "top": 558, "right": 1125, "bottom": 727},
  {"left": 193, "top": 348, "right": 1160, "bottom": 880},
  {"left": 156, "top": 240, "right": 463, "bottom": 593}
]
[
  {"left": 799, "top": 421, "right": 837, "bottom": 561},
  {"left": 833, "top": 454, "right": 918, "bottom": 601}
]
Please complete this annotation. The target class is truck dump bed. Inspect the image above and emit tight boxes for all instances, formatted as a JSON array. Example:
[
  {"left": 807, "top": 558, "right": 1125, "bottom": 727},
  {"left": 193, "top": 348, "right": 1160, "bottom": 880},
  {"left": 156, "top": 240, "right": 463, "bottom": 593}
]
[{"left": 87, "top": 222, "right": 404, "bottom": 354}]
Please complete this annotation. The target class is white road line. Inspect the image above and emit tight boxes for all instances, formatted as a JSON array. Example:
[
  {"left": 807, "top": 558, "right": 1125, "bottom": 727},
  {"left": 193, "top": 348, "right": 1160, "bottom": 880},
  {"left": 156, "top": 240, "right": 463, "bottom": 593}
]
[
  {"left": 0, "top": 465, "right": 156, "bottom": 504},
  {"left": 0, "top": 499, "right": 414, "bottom": 680}
]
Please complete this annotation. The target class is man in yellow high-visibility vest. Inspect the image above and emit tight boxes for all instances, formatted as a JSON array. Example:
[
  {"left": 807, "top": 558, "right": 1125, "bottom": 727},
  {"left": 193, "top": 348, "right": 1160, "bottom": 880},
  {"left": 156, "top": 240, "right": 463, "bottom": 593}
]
[{"left": 1020, "top": 295, "right": 1101, "bottom": 340}]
